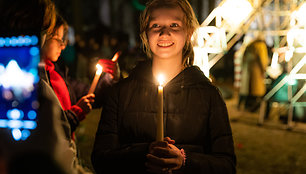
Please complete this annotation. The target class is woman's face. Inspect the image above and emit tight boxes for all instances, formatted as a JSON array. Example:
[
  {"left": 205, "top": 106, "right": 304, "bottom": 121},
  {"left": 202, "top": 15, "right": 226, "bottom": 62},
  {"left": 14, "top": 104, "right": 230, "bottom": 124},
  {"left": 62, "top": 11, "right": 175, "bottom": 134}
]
[
  {"left": 42, "top": 25, "right": 66, "bottom": 62},
  {"left": 147, "top": 6, "right": 187, "bottom": 61}
]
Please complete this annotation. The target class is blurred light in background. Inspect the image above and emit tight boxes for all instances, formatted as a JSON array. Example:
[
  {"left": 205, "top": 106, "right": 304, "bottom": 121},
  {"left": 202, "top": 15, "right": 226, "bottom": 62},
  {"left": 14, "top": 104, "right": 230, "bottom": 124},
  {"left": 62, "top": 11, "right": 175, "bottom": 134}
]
[
  {"left": 290, "top": 2, "right": 306, "bottom": 27},
  {"left": 218, "top": 0, "right": 253, "bottom": 30},
  {"left": 192, "top": 26, "right": 226, "bottom": 78}
]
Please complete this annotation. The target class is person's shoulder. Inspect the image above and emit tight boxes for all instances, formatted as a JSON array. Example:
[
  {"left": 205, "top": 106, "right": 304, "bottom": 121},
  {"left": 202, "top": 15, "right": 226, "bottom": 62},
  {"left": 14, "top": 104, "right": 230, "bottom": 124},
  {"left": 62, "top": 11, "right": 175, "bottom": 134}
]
[
  {"left": 110, "top": 71, "right": 137, "bottom": 93},
  {"left": 128, "top": 59, "right": 151, "bottom": 76},
  {"left": 185, "top": 66, "right": 223, "bottom": 95},
  {"left": 184, "top": 66, "right": 212, "bottom": 85},
  {"left": 117, "top": 59, "right": 152, "bottom": 85}
]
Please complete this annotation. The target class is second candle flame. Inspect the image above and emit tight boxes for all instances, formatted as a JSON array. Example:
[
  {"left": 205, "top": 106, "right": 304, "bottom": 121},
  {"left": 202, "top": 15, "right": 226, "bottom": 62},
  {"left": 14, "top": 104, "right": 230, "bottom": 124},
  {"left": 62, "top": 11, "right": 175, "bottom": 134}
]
[{"left": 96, "top": 64, "right": 103, "bottom": 75}]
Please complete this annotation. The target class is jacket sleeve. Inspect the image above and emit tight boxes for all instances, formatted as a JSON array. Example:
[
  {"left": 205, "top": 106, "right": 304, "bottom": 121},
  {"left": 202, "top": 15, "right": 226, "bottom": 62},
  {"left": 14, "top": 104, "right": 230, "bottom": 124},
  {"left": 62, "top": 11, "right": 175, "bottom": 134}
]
[
  {"left": 91, "top": 85, "right": 149, "bottom": 174},
  {"left": 64, "top": 108, "right": 80, "bottom": 133},
  {"left": 177, "top": 87, "right": 236, "bottom": 174}
]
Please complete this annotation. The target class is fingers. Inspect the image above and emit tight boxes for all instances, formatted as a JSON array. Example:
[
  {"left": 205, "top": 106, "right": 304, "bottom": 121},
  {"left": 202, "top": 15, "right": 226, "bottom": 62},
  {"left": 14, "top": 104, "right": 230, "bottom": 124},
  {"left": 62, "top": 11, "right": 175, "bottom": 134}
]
[
  {"left": 146, "top": 157, "right": 171, "bottom": 174},
  {"left": 98, "top": 59, "right": 114, "bottom": 65},
  {"left": 76, "top": 94, "right": 96, "bottom": 113},
  {"left": 147, "top": 141, "right": 184, "bottom": 172},
  {"left": 101, "top": 63, "right": 115, "bottom": 71},
  {"left": 149, "top": 141, "right": 169, "bottom": 154},
  {"left": 152, "top": 146, "right": 178, "bottom": 158},
  {"left": 83, "top": 103, "right": 92, "bottom": 113},
  {"left": 146, "top": 153, "right": 179, "bottom": 171},
  {"left": 82, "top": 98, "right": 93, "bottom": 110},
  {"left": 98, "top": 59, "right": 117, "bottom": 75},
  {"left": 83, "top": 94, "right": 95, "bottom": 103},
  {"left": 98, "top": 60, "right": 115, "bottom": 69},
  {"left": 164, "top": 137, "right": 175, "bottom": 144},
  {"left": 78, "top": 100, "right": 92, "bottom": 113},
  {"left": 104, "top": 68, "right": 115, "bottom": 75},
  {"left": 146, "top": 154, "right": 165, "bottom": 167}
]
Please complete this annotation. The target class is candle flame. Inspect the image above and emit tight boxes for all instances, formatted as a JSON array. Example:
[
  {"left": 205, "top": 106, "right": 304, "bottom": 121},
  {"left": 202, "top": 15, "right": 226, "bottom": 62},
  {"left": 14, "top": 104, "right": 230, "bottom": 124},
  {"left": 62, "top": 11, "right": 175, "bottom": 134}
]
[
  {"left": 112, "top": 51, "right": 121, "bottom": 62},
  {"left": 96, "top": 64, "right": 103, "bottom": 75},
  {"left": 157, "top": 74, "right": 165, "bottom": 86}
]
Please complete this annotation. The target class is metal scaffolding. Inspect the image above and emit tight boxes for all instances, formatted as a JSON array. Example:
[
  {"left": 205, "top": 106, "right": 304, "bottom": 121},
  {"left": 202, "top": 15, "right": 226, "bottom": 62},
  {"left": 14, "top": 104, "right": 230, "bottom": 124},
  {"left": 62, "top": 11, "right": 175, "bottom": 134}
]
[{"left": 193, "top": 0, "right": 305, "bottom": 128}]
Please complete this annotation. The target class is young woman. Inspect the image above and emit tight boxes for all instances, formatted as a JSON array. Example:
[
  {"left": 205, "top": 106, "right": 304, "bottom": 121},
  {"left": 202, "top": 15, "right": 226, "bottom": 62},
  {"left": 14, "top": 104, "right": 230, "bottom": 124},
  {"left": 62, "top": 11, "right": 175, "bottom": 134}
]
[
  {"left": 92, "top": 0, "right": 236, "bottom": 173},
  {"left": 41, "top": 14, "right": 95, "bottom": 134}
]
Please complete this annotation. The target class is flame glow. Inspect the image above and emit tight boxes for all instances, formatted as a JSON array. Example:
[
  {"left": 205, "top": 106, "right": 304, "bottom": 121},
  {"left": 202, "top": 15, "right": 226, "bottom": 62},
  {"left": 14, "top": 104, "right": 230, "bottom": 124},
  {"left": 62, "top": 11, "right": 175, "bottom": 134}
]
[
  {"left": 96, "top": 64, "right": 103, "bottom": 75},
  {"left": 157, "top": 74, "right": 165, "bottom": 86},
  {"left": 112, "top": 51, "right": 121, "bottom": 62}
]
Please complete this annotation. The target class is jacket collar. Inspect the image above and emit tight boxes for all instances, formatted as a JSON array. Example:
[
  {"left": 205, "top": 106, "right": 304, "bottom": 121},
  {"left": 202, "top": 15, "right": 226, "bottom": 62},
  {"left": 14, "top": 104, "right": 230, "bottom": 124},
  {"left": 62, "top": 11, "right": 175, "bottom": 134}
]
[{"left": 130, "top": 60, "right": 210, "bottom": 88}]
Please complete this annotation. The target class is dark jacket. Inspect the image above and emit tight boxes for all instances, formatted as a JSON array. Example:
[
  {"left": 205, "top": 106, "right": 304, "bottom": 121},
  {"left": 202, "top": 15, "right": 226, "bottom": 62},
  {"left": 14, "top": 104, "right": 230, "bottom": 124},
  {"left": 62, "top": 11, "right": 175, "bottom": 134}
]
[
  {"left": 0, "top": 65, "right": 77, "bottom": 174},
  {"left": 92, "top": 60, "right": 236, "bottom": 174}
]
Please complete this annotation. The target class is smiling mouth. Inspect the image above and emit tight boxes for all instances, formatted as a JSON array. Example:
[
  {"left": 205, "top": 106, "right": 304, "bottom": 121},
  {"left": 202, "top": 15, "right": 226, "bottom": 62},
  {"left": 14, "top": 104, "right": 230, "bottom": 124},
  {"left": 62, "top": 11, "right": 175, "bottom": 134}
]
[{"left": 157, "top": 41, "right": 174, "bottom": 47}]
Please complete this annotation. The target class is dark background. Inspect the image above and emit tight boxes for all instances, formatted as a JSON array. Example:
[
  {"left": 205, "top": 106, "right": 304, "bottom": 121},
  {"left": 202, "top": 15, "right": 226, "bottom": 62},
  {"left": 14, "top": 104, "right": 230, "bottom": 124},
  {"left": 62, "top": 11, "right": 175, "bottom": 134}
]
[{"left": 51, "top": 0, "right": 235, "bottom": 82}]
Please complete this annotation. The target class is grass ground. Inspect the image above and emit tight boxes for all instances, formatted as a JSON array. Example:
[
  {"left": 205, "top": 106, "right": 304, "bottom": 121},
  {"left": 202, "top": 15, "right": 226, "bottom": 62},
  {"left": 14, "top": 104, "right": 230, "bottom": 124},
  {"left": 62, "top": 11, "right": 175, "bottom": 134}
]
[{"left": 75, "top": 92, "right": 306, "bottom": 174}]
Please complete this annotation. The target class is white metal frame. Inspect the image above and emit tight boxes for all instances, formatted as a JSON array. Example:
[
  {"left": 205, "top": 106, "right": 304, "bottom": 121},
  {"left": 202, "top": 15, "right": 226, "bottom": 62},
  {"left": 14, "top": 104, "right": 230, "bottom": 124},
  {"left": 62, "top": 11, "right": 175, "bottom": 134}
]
[{"left": 198, "top": 0, "right": 305, "bottom": 128}]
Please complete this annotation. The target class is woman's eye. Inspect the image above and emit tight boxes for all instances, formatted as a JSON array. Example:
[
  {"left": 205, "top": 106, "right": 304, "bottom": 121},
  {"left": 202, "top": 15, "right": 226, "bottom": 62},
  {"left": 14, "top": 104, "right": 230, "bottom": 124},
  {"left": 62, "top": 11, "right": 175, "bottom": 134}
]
[
  {"left": 170, "top": 23, "right": 179, "bottom": 27},
  {"left": 152, "top": 24, "right": 159, "bottom": 28}
]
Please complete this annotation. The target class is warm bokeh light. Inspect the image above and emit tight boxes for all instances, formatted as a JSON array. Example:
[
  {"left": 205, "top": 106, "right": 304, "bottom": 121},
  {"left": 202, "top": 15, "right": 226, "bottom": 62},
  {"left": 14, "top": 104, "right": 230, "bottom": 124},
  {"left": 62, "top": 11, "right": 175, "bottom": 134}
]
[
  {"left": 290, "top": 2, "right": 306, "bottom": 27},
  {"left": 193, "top": 26, "right": 226, "bottom": 53},
  {"left": 219, "top": 0, "right": 253, "bottom": 29},
  {"left": 287, "top": 29, "right": 306, "bottom": 51},
  {"left": 192, "top": 27, "right": 226, "bottom": 78},
  {"left": 285, "top": 49, "right": 293, "bottom": 62},
  {"left": 193, "top": 46, "right": 209, "bottom": 78},
  {"left": 271, "top": 52, "right": 279, "bottom": 69}
]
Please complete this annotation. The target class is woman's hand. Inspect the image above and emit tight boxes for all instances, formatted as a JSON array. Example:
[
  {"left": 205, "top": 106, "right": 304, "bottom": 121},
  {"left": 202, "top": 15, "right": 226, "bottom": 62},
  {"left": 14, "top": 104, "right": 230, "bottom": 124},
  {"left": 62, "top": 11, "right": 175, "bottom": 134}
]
[
  {"left": 98, "top": 58, "right": 120, "bottom": 81},
  {"left": 146, "top": 137, "right": 184, "bottom": 173},
  {"left": 75, "top": 94, "right": 95, "bottom": 114}
]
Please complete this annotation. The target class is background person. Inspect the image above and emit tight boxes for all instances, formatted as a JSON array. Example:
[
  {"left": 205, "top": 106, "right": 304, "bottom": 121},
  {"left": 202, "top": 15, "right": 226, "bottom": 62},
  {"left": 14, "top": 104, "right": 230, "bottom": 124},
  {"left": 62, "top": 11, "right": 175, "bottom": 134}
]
[{"left": 239, "top": 35, "right": 269, "bottom": 112}]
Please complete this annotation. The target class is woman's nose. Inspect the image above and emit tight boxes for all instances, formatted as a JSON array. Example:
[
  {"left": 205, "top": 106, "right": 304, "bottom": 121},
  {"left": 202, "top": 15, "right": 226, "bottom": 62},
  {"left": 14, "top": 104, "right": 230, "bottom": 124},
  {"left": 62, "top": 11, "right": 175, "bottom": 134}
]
[
  {"left": 60, "top": 44, "right": 66, "bottom": 50},
  {"left": 159, "top": 27, "right": 171, "bottom": 36}
]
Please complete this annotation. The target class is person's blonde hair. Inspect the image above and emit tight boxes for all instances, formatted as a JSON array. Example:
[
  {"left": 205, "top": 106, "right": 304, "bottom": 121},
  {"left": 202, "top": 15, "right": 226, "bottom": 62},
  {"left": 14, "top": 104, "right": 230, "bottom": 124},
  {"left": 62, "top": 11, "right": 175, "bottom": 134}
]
[
  {"left": 46, "top": 12, "right": 69, "bottom": 44},
  {"left": 140, "top": 0, "right": 199, "bottom": 67},
  {"left": 42, "top": 0, "right": 56, "bottom": 36}
]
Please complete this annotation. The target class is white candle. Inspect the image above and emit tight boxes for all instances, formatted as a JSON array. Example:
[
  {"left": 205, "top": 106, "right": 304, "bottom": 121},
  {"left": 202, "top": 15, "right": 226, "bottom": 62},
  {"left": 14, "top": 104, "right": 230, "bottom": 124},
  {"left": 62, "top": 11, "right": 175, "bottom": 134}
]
[
  {"left": 88, "top": 64, "right": 103, "bottom": 94},
  {"left": 156, "top": 74, "right": 164, "bottom": 141}
]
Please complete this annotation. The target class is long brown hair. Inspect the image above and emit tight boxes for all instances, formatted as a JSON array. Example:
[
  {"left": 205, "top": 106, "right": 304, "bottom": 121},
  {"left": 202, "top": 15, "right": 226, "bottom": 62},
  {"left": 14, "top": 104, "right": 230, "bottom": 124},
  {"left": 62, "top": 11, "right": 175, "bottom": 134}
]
[{"left": 140, "top": 0, "right": 199, "bottom": 67}]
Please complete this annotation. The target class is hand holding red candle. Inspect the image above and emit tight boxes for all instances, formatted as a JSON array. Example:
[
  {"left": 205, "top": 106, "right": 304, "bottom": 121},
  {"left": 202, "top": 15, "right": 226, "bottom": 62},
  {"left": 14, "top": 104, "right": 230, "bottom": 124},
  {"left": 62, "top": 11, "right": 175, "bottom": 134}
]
[
  {"left": 88, "top": 52, "right": 121, "bottom": 94},
  {"left": 97, "top": 51, "right": 121, "bottom": 80}
]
